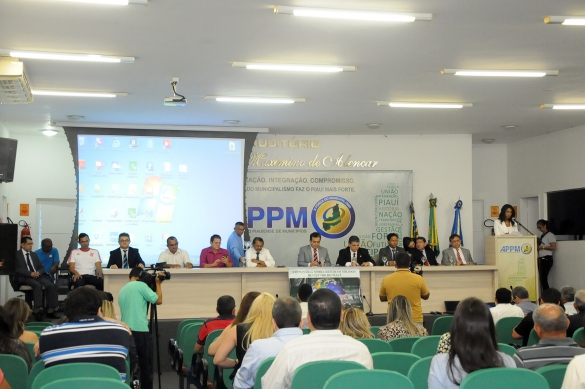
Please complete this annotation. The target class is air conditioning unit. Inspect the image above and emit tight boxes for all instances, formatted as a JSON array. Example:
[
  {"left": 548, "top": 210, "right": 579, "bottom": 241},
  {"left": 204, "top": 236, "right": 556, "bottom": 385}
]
[{"left": 0, "top": 57, "right": 33, "bottom": 104}]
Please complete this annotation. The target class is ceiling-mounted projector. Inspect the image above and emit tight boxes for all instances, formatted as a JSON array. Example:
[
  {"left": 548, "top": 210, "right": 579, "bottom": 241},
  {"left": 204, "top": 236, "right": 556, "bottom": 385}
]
[
  {"left": 164, "top": 78, "right": 187, "bottom": 107},
  {"left": 0, "top": 57, "right": 33, "bottom": 104}
]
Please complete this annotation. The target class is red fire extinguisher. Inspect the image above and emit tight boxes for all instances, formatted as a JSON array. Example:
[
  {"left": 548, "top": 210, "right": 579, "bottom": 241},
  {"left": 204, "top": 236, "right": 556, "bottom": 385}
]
[{"left": 19, "top": 220, "right": 31, "bottom": 238}]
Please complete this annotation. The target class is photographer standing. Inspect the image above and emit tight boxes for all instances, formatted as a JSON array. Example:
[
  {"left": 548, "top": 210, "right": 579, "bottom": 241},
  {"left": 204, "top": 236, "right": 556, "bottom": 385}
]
[{"left": 119, "top": 267, "right": 163, "bottom": 389}]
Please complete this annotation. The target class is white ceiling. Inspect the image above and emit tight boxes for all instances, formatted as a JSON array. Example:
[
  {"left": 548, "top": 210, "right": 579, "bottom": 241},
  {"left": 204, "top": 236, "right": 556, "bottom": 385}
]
[{"left": 2, "top": 0, "right": 585, "bottom": 143}]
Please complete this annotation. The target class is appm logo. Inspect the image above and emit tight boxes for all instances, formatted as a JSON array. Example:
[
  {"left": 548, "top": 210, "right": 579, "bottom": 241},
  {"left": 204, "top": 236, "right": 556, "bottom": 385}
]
[
  {"left": 311, "top": 196, "right": 355, "bottom": 239},
  {"left": 500, "top": 244, "right": 532, "bottom": 254}
]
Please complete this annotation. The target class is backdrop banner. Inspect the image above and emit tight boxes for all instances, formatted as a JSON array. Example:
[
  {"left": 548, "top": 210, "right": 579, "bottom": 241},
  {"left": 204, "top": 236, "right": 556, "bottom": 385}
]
[
  {"left": 246, "top": 170, "right": 412, "bottom": 267},
  {"left": 289, "top": 267, "right": 362, "bottom": 309}
]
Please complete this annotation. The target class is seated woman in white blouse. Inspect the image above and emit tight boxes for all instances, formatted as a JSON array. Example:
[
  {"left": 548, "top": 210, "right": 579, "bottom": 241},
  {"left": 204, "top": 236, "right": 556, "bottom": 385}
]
[
  {"left": 244, "top": 237, "right": 276, "bottom": 267},
  {"left": 493, "top": 204, "right": 519, "bottom": 236}
]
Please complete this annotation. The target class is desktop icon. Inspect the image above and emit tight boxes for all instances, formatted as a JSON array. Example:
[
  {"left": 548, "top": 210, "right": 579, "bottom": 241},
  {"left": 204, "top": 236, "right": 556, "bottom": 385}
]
[
  {"left": 79, "top": 160, "right": 86, "bottom": 169},
  {"left": 110, "top": 232, "right": 118, "bottom": 243},
  {"left": 95, "top": 160, "right": 103, "bottom": 170},
  {"left": 128, "top": 184, "right": 137, "bottom": 195},
  {"left": 95, "top": 137, "right": 103, "bottom": 147},
  {"left": 130, "top": 139, "right": 138, "bottom": 148},
  {"left": 79, "top": 137, "right": 85, "bottom": 147},
  {"left": 146, "top": 139, "right": 154, "bottom": 149},
  {"left": 94, "top": 184, "right": 102, "bottom": 194},
  {"left": 163, "top": 139, "right": 172, "bottom": 149},
  {"left": 163, "top": 162, "right": 171, "bottom": 172},
  {"left": 111, "top": 161, "right": 121, "bottom": 171},
  {"left": 128, "top": 208, "right": 137, "bottom": 218},
  {"left": 112, "top": 139, "right": 120, "bottom": 148},
  {"left": 111, "top": 183, "right": 120, "bottom": 193},
  {"left": 179, "top": 164, "right": 188, "bottom": 173},
  {"left": 146, "top": 162, "right": 154, "bottom": 172},
  {"left": 129, "top": 161, "right": 138, "bottom": 171},
  {"left": 229, "top": 141, "right": 235, "bottom": 151}
]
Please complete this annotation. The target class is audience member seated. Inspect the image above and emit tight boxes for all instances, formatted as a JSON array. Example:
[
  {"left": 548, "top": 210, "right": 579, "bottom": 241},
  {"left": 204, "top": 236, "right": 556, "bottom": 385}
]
[
  {"left": 339, "top": 308, "right": 374, "bottom": 339},
  {"left": 336, "top": 235, "right": 374, "bottom": 267},
  {"left": 512, "top": 286, "right": 537, "bottom": 315},
  {"left": 297, "top": 284, "right": 312, "bottom": 329},
  {"left": 567, "top": 289, "right": 585, "bottom": 338},
  {"left": 68, "top": 233, "right": 104, "bottom": 291},
  {"left": 436, "top": 332, "right": 451, "bottom": 354},
  {"left": 490, "top": 288, "right": 524, "bottom": 324},
  {"left": 208, "top": 291, "right": 260, "bottom": 357},
  {"left": 561, "top": 286, "right": 578, "bottom": 315},
  {"left": 3, "top": 298, "right": 38, "bottom": 344},
  {"left": 194, "top": 296, "right": 236, "bottom": 354},
  {"left": 245, "top": 237, "right": 276, "bottom": 268},
  {"left": 0, "top": 306, "right": 31, "bottom": 370},
  {"left": 513, "top": 303, "right": 585, "bottom": 370},
  {"left": 428, "top": 297, "right": 516, "bottom": 389},
  {"left": 377, "top": 295, "right": 428, "bottom": 341},
  {"left": 200, "top": 234, "right": 234, "bottom": 268},
  {"left": 158, "top": 236, "right": 193, "bottom": 268},
  {"left": 214, "top": 293, "right": 276, "bottom": 379},
  {"left": 39, "top": 286, "right": 130, "bottom": 381},
  {"left": 513, "top": 288, "right": 562, "bottom": 346},
  {"left": 233, "top": 297, "right": 304, "bottom": 389},
  {"left": 261, "top": 289, "right": 373, "bottom": 389},
  {"left": 561, "top": 354, "right": 585, "bottom": 389}
]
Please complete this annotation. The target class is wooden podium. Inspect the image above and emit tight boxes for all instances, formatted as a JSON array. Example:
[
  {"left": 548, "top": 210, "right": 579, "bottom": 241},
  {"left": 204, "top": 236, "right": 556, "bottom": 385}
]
[{"left": 485, "top": 235, "right": 539, "bottom": 300}]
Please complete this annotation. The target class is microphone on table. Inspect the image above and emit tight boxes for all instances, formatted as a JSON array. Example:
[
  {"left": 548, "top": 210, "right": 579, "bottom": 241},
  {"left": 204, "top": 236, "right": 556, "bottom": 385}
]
[
  {"left": 362, "top": 295, "right": 374, "bottom": 316},
  {"left": 275, "top": 294, "right": 278, "bottom": 299}
]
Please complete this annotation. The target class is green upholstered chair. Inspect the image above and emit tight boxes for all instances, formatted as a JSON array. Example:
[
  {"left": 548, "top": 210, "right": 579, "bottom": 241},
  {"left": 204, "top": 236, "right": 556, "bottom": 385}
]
[
  {"left": 290, "top": 360, "right": 367, "bottom": 389},
  {"left": 31, "top": 362, "right": 122, "bottom": 389},
  {"left": 460, "top": 367, "right": 549, "bottom": 389},
  {"left": 39, "top": 377, "right": 128, "bottom": 389},
  {"left": 358, "top": 338, "right": 393, "bottom": 354},
  {"left": 494, "top": 317, "right": 523, "bottom": 346},
  {"left": 0, "top": 354, "right": 29, "bottom": 389},
  {"left": 387, "top": 337, "right": 421, "bottom": 353},
  {"left": 407, "top": 356, "right": 433, "bottom": 389},
  {"left": 323, "top": 369, "right": 414, "bottom": 389},
  {"left": 371, "top": 352, "right": 420, "bottom": 376},
  {"left": 411, "top": 336, "right": 442, "bottom": 358},
  {"left": 431, "top": 316, "right": 453, "bottom": 335},
  {"left": 536, "top": 364, "right": 568, "bottom": 389},
  {"left": 253, "top": 357, "right": 275, "bottom": 389}
]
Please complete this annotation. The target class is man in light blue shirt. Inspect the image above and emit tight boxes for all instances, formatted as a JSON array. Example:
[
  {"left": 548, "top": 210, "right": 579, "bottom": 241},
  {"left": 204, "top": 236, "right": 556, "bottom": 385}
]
[
  {"left": 35, "top": 238, "right": 60, "bottom": 281},
  {"left": 233, "top": 297, "right": 303, "bottom": 389},
  {"left": 227, "top": 222, "right": 246, "bottom": 267}
]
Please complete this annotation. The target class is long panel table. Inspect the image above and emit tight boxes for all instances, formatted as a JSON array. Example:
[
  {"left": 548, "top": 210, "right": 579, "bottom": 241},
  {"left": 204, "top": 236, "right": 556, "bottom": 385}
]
[{"left": 103, "top": 266, "right": 498, "bottom": 319}]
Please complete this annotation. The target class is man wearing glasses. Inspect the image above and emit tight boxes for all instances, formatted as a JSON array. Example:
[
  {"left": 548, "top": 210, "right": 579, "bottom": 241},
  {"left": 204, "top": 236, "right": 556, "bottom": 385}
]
[
  {"left": 107, "top": 232, "right": 145, "bottom": 269},
  {"left": 158, "top": 236, "right": 193, "bottom": 268}
]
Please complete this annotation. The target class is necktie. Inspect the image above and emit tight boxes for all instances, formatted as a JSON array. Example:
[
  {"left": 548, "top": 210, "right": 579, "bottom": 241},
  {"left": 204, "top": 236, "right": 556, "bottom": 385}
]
[
  {"left": 123, "top": 250, "right": 128, "bottom": 268},
  {"left": 256, "top": 252, "right": 260, "bottom": 261},
  {"left": 422, "top": 251, "right": 429, "bottom": 266},
  {"left": 352, "top": 252, "right": 357, "bottom": 263},
  {"left": 391, "top": 249, "right": 395, "bottom": 262},
  {"left": 456, "top": 249, "right": 464, "bottom": 264},
  {"left": 313, "top": 248, "right": 318, "bottom": 263},
  {"left": 26, "top": 253, "right": 35, "bottom": 272}
]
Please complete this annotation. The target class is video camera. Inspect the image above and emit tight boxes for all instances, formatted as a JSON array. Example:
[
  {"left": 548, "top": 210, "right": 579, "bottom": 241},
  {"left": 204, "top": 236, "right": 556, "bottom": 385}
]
[{"left": 139, "top": 262, "right": 171, "bottom": 291}]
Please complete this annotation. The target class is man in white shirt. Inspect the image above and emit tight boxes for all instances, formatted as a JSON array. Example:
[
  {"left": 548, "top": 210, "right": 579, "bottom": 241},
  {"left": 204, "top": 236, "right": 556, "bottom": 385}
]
[
  {"left": 245, "top": 237, "right": 275, "bottom": 268},
  {"left": 69, "top": 233, "right": 104, "bottom": 291},
  {"left": 441, "top": 234, "right": 474, "bottom": 266},
  {"left": 158, "top": 236, "right": 192, "bottom": 268},
  {"left": 561, "top": 353, "right": 585, "bottom": 389},
  {"left": 261, "top": 289, "right": 373, "bottom": 389},
  {"left": 490, "top": 288, "right": 524, "bottom": 324},
  {"left": 233, "top": 297, "right": 304, "bottom": 389}
]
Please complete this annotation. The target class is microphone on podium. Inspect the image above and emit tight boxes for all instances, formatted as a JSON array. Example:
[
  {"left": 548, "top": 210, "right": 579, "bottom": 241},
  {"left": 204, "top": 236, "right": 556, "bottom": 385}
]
[{"left": 362, "top": 295, "right": 374, "bottom": 316}]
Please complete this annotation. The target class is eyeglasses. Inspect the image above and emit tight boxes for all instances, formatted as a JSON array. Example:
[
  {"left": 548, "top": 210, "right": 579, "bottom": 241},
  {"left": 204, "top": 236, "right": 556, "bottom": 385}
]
[{"left": 119, "top": 239, "right": 130, "bottom": 243}]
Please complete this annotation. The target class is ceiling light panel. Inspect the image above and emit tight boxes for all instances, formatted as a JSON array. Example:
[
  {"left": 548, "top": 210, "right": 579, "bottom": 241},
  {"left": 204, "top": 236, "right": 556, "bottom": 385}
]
[
  {"left": 545, "top": 16, "right": 585, "bottom": 25},
  {"left": 205, "top": 96, "right": 305, "bottom": 104},
  {"left": 48, "top": 0, "right": 146, "bottom": 5},
  {"left": 441, "top": 69, "right": 558, "bottom": 77},
  {"left": 541, "top": 104, "right": 585, "bottom": 110},
  {"left": 378, "top": 102, "right": 472, "bottom": 109},
  {"left": 32, "top": 90, "right": 127, "bottom": 98},
  {"left": 0, "top": 49, "right": 134, "bottom": 63},
  {"left": 232, "top": 62, "right": 356, "bottom": 73},
  {"left": 274, "top": 6, "right": 432, "bottom": 22}
]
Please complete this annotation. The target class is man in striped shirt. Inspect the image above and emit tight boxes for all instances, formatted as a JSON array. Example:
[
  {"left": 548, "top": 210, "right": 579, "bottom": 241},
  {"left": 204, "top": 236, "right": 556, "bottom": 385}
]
[
  {"left": 39, "top": 286, "right": 130, "bottom": 381},
  {"left": 513, "top": 303, "right": 585, "bottom": 371}
]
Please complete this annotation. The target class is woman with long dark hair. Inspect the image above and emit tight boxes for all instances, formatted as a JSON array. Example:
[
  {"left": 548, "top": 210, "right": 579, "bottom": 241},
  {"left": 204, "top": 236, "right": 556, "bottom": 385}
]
[
  {"left": 536, "top": 219, "right": 556, "bottom": 291},
  {"left": 428, "top": 297, "right": 515, "bottom": 388},
  {"left": 0, "top": 306, "right": 32, "bottom": 371},
  {"left": 494, "top": 204, "right": 518, "bottom": 236}
]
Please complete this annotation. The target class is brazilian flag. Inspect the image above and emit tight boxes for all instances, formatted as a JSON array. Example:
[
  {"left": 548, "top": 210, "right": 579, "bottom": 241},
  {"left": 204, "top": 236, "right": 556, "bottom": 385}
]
[{"left": 428, "top": 194, "right": 440, "bottom": 257}]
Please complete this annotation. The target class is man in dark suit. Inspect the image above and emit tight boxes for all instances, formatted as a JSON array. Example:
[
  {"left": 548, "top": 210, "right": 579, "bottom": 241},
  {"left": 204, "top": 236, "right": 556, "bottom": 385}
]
[
  {"left": 336, "top": 235, "right": 374, "bottom": 267},
  {"left": 15, "top": 236, "right": 59, "bottom": 320},
  {"left": 107, "top": 232, "right": 145, "bottom": 269},
  {"left": 378, "top": 233, "right": 405, "bottom": 266},
  {"left": 410, "top": 236, "right": 439, "bottom": 270}
]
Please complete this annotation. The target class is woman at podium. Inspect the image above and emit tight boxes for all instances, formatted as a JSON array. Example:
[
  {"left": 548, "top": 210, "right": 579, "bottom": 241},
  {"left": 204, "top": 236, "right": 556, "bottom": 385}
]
[{"left": 494, "top": 204, "right": 518, "bottom": 236}]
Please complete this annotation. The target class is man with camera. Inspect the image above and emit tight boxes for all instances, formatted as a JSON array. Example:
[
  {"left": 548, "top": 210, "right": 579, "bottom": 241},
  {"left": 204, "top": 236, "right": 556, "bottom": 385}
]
[{"left": 118, "top": 267, "right": 163, "bottom": 389}]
